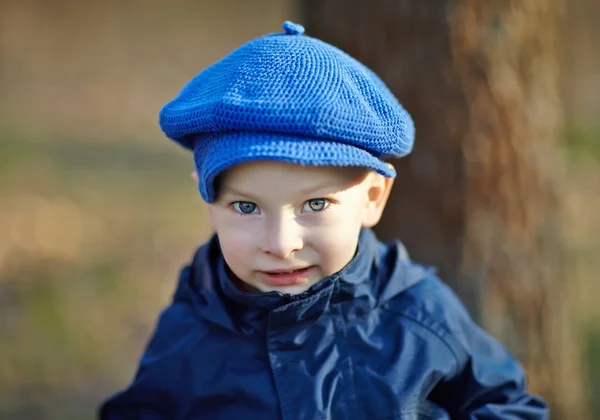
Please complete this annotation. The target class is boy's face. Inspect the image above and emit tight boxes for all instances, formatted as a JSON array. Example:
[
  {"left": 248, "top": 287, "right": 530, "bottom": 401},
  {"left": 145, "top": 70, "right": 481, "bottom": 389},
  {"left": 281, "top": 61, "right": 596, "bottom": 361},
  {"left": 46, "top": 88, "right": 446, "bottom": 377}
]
[{"left": 204, "top": 160, "right": 393, "bottom": 295}]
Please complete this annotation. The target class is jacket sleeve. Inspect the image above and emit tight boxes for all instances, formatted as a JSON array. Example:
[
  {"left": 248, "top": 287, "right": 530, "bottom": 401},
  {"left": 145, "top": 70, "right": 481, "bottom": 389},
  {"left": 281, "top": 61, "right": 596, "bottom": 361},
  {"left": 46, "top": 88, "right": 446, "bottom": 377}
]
[
  {"left": 423, "top": 279, "right": 549, "bottom": 419},
  {"left": 99, "top": 288, "right": 206, "bottom": 420}
]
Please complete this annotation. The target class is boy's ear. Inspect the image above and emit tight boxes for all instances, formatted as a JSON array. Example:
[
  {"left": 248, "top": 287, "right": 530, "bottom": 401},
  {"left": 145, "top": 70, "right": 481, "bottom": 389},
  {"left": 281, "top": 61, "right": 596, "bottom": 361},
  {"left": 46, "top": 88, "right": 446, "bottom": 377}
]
[
  {"left": 362, "top": 164, "right": 395, "bottom": 228},
  {"left": 192, "top": 170, "right": 217, "bottom": 230},
  {"left": 191, "top": 170, "right": 199, "bottom": 186}
]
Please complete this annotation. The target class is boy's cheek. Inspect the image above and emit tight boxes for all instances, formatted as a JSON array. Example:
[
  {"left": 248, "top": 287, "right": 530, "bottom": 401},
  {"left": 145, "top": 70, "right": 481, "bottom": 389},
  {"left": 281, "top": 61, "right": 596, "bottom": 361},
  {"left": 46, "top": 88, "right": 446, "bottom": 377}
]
[
  {"left": 219, "top": 237, "right": 256, "bottom": 281},
  {"left": 311, "top": 229, "right": 360, "bottom": 274},
  {"left": 218, "top": 228, "right": 256, "bottom": 258}
]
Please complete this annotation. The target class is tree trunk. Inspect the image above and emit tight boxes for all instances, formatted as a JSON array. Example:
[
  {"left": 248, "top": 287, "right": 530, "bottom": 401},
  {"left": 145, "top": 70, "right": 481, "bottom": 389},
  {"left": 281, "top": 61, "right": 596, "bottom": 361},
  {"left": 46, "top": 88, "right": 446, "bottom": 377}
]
[{"left": 301, "top": 0, "right": 588, "bottom": 417}]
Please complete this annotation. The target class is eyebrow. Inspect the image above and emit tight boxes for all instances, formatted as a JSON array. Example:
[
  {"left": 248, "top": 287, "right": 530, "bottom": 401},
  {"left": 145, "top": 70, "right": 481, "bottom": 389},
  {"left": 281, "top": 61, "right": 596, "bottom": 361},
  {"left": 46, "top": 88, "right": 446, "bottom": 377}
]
[
  {"left": 219, "top": 186, "right": 260, "bottom": 201},
  {"left": 299, "top": 171, "right": 369, "bottom": 195},
  {"left": 221, "top": 178, "right": 356, "bottom": 201},
  {"left": 298, "top": 180, "right": 346, "bottom": 195}
]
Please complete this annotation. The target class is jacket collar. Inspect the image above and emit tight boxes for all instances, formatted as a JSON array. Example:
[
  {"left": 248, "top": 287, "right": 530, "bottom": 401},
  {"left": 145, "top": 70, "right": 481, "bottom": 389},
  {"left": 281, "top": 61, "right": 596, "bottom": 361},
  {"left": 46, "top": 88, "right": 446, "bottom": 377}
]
[{"left": 175, "top": 228, "right": 432, "bottom": 333}]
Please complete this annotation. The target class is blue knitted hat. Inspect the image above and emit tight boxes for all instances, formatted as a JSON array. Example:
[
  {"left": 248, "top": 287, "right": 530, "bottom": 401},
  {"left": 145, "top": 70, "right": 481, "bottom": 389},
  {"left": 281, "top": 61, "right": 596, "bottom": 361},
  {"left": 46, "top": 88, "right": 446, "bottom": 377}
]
[{"left": 159, "top": 21, "right": 415, "bottom": 203}]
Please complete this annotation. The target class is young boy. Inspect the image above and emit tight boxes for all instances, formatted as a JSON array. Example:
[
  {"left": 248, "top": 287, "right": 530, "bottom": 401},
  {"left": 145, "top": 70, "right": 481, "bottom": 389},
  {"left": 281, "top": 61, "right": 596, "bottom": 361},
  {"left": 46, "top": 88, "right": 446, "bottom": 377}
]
[{"left": 100, "top": 21, "right": 548, "bottom": 419}]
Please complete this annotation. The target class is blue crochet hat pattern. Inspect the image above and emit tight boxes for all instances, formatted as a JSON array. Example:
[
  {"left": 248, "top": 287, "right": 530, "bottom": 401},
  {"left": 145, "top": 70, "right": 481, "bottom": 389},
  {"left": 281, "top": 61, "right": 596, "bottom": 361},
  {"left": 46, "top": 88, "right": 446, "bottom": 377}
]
[{"left": 159, "top": 21, "right": 415, "bottom": 203}]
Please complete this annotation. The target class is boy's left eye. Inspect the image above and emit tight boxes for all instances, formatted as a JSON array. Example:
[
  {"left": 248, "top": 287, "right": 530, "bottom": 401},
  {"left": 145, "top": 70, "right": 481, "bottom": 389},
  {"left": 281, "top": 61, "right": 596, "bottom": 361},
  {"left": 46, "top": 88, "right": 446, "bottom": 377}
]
[{"left": 302, "top": 198, "right": 329, "bottom": 212}]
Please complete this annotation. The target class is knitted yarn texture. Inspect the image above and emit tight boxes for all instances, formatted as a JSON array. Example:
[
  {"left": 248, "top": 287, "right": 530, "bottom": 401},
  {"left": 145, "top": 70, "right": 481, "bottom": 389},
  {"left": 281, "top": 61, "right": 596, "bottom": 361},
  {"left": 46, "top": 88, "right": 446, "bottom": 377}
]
[{"left": 159, "top": 21, "right": 415, "bottom": 203}]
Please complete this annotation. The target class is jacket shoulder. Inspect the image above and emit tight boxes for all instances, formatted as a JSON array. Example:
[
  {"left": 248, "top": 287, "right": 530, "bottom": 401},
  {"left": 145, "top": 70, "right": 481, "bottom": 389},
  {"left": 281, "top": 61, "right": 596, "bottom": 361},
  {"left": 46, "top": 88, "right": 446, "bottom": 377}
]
[
  {"left": 381, "top": 275, "right": 490, "bottom": 365},
  {"left": 140, "top": 295, "right": 209, "bottom": 367}
]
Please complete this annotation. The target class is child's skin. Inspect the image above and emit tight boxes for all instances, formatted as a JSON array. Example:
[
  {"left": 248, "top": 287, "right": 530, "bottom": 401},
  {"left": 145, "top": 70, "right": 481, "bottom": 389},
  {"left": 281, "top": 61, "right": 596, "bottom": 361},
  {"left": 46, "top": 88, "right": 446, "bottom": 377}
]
[{"left": 192, "top": 161, "right": 394, "bottom": 295}]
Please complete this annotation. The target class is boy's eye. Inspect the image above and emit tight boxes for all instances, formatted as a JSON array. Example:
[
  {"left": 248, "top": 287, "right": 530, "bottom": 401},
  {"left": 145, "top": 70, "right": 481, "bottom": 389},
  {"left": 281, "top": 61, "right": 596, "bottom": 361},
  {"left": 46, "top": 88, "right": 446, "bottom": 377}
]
[
  {"left": 232, "top": 201, "right": 259, "bottom": 214},
  {"left": 303, "top": 198, "right": 329, "bottom": 212}
]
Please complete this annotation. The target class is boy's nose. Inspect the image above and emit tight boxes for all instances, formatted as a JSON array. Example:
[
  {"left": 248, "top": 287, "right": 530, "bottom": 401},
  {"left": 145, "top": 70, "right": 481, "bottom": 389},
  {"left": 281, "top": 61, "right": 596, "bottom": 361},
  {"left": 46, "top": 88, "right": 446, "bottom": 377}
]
[{"left": 261, "top": 218, "right": 303, "bottom": 259}]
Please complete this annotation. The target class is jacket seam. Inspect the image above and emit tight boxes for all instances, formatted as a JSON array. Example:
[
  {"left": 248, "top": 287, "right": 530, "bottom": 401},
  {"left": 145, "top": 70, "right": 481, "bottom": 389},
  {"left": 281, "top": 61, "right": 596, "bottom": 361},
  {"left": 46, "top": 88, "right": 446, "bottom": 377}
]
[{"left": 382, "top": 305, "right": 464, "bottom": 378}]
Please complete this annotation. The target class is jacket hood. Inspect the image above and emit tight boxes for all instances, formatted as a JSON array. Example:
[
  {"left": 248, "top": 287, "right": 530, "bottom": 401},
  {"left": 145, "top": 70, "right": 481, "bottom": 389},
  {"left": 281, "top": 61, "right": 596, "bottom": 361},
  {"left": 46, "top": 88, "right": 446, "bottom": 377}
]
[{"left": 173, "top": 228, "right": 433, "bottom": 333}]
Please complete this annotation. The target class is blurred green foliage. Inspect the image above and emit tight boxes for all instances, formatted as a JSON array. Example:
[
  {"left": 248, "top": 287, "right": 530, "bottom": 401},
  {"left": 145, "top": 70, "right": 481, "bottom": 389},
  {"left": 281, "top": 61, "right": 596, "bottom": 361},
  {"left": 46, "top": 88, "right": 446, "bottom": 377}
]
[
  {"left": 562, "top": 127, "right": 600, "bottom": 419},
  {"left": 565, "top": 126, "right": 600, "bottom": 164},
  {"left": 586, "top": 327, "right": 600, "bottom": 417}
]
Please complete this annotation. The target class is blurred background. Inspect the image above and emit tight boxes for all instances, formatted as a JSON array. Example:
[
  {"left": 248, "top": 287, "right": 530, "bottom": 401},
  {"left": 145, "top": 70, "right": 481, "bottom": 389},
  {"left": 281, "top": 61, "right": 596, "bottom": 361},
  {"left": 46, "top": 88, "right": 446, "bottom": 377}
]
[{"left": 0, "top": 0, "right": 597, "bottom": 419}]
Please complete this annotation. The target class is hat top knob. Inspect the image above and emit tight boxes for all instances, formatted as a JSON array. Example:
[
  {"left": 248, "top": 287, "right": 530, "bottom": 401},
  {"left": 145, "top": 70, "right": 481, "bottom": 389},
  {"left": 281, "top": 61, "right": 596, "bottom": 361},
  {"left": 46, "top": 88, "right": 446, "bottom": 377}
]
[{"left": 282, "top": 21, "right": 305, "bottom": 36}]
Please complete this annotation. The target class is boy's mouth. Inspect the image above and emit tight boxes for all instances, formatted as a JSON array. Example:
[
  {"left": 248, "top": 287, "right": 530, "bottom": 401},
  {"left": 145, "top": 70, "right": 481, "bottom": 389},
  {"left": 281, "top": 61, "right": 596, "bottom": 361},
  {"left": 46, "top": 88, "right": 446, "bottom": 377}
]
[{"left": 260, "top": 266, "right": 315, "bottom": 287}]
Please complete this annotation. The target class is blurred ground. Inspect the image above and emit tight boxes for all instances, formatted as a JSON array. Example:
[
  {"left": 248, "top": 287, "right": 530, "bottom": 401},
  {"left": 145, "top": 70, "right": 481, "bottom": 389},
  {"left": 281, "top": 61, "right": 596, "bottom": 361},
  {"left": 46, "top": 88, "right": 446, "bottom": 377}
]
[
  {"left": 0, "top": 1, "right": 598, "bottom": 419},
  {"left": 0, "top": 136, "right": 207, "bottom": 419}
]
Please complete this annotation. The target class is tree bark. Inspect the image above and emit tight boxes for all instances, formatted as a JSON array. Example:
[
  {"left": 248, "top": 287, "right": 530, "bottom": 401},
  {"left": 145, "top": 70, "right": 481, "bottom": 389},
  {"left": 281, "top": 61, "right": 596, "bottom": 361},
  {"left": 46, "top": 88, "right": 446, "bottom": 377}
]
[{"left": 301, "top": 0, "right": 588, "bottom": 418}]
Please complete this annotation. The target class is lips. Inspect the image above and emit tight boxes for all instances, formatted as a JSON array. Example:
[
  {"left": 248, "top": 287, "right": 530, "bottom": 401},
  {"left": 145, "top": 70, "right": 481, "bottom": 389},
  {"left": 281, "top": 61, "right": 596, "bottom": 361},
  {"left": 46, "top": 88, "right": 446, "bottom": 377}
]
[{"left": 260, "top": 266, "right": 315, "bottom": 287}]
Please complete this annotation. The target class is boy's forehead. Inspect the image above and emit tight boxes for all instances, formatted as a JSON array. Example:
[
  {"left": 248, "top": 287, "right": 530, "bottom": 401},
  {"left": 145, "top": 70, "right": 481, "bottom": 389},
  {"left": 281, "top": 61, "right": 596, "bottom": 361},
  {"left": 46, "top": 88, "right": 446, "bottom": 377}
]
[{"left": 220, "top": 161, "right": 369, "bottom": 192}]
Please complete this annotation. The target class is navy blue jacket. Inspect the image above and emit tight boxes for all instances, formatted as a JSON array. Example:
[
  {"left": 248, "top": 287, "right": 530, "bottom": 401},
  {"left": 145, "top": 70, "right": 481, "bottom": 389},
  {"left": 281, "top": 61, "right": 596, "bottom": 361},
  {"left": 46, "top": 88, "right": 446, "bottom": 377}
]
[{"left": 100, "top": 229, "right": 548, "bottom": 419}]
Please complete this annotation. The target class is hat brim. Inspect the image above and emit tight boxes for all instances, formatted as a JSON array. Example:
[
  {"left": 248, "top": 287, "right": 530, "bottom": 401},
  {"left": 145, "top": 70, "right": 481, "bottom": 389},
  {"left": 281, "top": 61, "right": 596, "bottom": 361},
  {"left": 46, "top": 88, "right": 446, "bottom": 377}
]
[{"left": 193, "top": 132, "right": 397, "bottom": 203}]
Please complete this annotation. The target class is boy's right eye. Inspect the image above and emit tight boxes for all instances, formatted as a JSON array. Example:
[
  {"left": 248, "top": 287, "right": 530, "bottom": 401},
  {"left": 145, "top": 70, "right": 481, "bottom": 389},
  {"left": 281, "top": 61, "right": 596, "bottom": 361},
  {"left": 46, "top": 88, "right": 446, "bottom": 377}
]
[{"left": 232, "top": 201, "right": 260, "bottom": 214}]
